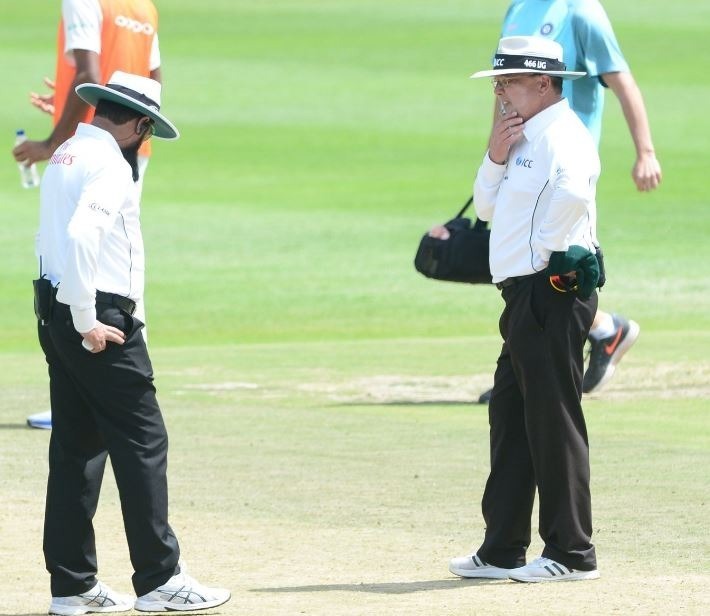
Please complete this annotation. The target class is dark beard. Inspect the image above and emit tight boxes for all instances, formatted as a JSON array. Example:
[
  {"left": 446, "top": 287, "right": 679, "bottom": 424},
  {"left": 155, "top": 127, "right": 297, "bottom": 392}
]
[{"left": 120, "top": 142, "right": 141, "bottom": 182}]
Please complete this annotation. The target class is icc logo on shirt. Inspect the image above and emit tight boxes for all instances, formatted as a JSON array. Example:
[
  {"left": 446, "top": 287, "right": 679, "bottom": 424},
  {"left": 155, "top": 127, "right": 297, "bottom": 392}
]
[{"left": 516, "top": 156, "right": 533, "bottom": 168}]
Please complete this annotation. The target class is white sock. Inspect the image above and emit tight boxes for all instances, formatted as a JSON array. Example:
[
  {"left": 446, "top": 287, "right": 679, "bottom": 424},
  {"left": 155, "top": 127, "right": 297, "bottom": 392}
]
[{"left": 589, "top": 313, "right": 616, "bottom": 340}]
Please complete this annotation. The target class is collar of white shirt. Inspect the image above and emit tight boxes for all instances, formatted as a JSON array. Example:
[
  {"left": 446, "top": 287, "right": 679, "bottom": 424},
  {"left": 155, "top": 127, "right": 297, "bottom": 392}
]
[
  {"left": 75, "top": 122, "right": 123, "bottom": 154},
  {"left": 522, "top": 98, "right": 571, "bottom": 142}
]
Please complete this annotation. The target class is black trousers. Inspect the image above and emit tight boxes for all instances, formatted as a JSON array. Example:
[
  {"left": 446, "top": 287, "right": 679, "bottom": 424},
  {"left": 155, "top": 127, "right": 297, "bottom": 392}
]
[
  {"left": 39, "top": 300, "right": 179, "bottom": 597},
  {"left": 477, "top": 274, "right": 598, "bottom": 572}
]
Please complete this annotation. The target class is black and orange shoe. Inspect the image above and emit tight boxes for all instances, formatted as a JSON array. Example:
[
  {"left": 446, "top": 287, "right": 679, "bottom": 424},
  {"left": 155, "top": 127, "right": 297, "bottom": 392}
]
[{"left": 583, "top": 314, "right": 640, "bottom": 394}]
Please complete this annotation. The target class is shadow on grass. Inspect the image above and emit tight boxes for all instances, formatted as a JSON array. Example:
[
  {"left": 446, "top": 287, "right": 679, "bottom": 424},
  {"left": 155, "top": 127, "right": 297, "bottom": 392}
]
[
  {"left": 251, "top": 578, "right": 505, "bottom": 595},
  {"left": 0, "top": 423, "right": 36, "bottom": 431},
  {"left": 330, "top": 401, "right": 484, "bottom": 408}
]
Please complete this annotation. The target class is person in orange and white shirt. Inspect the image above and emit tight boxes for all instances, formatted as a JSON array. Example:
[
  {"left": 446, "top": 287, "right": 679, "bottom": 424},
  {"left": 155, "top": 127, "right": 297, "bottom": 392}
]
[{"left": 13, "top": 0, "right": 161, "bottom": 196}]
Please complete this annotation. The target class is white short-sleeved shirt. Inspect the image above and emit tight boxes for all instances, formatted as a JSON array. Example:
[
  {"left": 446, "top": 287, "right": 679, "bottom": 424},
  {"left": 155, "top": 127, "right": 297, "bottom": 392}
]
[
  {"left": 62, "top": 0, "right": 160, "bottom": 70},
  {"left": 474, "top": 99, "right": 600, "bottom": 282}
]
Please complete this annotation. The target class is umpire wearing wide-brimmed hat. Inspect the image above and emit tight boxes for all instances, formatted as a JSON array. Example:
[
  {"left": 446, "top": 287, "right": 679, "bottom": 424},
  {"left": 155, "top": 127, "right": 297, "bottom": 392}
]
[
  {"left": 35, "top": 71, "right": 230, "bottom": 613},
  {"left": 448, "top": 37, "right": 604, "bottom": 583}
]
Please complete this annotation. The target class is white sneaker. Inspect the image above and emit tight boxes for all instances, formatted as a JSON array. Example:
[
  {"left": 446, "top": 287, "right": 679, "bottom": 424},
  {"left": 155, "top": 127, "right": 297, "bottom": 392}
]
[
  {"left": 27, "top": 409, "right": 52, "bottom": 429},
  {"left": 134, "top": 563, "right": 230, "bottom": 612},
  {"left": 508, "top": 556, "right": 600, "bottom": 583},
  {"left": 449, "top": 553, "right": 510, "bottom": 579},
  {"left": 49, "top": 581, "right": 134, "bottom": 615}
]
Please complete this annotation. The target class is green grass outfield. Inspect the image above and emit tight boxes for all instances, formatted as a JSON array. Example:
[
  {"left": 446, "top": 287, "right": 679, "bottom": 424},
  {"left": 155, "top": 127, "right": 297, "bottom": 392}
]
[{"left": 1, "top": 1, "right": 709, "bottom": 614}]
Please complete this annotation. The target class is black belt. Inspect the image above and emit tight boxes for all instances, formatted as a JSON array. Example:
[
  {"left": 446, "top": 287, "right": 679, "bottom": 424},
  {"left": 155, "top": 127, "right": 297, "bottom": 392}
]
[
  {"left": 495, "top": 273, "right": 540, "bottom": 290},
  {"left": 95, "top": 291, "right": 136, "bottom": 315}
]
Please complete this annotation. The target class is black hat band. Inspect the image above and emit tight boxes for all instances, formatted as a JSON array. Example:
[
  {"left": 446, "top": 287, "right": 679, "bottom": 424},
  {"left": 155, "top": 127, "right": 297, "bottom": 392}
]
[
  {"left": 106, "top": 84, "right": 160, "bottom": 110},
  {"left": 493, "top": 53, "right": 567, "bottom": 72}
]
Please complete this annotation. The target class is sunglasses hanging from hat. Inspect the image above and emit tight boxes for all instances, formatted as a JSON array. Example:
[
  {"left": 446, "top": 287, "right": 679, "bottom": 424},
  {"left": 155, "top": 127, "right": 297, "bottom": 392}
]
[
  {"left": 549, "top": 274, "right": 579, "bottom": 293},
  {"left": 136, "top": 118, "right": 156, "bottom": 140}
]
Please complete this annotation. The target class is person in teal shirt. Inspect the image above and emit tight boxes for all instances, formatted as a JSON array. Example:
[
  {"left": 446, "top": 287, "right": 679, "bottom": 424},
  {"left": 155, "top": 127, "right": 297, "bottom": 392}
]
[
  {"left": 501, "top": 0, "right": 630, "bottom": 144},
  {"left": 480, "top": 0, "right": 662, "bottom": 398}
]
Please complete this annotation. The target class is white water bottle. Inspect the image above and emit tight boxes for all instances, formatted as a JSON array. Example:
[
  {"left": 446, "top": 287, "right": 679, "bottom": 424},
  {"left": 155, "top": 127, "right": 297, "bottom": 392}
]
[{"left": 15, "top": 129, "right": 40, "bottom": 189}]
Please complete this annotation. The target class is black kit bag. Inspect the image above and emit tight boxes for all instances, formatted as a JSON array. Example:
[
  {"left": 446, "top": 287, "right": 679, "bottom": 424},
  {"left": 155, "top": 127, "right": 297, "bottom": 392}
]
[{"left": 414, "top": 196, "right": 492, "bottom": 284}]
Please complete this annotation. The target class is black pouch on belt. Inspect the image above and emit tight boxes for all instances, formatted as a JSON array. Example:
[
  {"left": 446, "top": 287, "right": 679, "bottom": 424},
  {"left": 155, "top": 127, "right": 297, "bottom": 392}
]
[
  {"left": 33, "top": 276, "right": 54, "bottom": 325},
  {"left": 595, "top": 245, "right": 606, "bottom": 289}
]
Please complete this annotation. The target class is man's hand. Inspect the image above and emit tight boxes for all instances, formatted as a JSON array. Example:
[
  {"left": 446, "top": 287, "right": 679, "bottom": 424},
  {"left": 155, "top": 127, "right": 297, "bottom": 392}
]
[
  {"left": 632, "top": 151, "right": 662, "bottom": 192},
  {"left": 30, "top": 77, "right": 56, "bottom": 116},
  {"left": 547, "top": 246, "right": 599, "bottom": 299},
  {"left": 428, "top": 224, "right": 450, "bottom": 240},
  {"left": 12, "top": 137, "right": 55, "bottom": 166},
  {"left": 81, "top": 322, "right": 126, "bottom": 353},
  {"left": 488, "top": 110, "right": 524, "bottom": 165}
]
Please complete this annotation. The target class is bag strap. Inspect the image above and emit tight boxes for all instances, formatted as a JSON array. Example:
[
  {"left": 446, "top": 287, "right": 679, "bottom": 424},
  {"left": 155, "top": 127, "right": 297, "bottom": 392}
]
[
  {"left": 454, "top": 195, "right": 473, "bottom": 219},
  {"left": 454, "top": 195, "right": 488, "bottom": 231}
]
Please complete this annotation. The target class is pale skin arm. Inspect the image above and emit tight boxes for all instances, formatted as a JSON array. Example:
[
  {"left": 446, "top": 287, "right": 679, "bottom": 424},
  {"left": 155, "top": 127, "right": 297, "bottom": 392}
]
[{"left": 602, "top": 71, "right": 662, "bottom": 192}]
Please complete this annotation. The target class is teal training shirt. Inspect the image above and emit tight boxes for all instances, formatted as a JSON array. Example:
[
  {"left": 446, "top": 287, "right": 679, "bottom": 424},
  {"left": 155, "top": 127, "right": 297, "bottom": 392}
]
[{"left": 500, "top": 0, "right": 629, "bottom": 146}]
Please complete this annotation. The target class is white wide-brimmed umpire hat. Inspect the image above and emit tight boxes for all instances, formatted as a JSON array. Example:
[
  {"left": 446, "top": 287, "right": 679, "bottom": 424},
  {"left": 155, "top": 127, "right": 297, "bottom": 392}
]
[
  {"left": 75, "top": 71, "right": 179, "bottom": 139},
  {"left": 471, "top": 36, "right": 586, "bottom": 80}
]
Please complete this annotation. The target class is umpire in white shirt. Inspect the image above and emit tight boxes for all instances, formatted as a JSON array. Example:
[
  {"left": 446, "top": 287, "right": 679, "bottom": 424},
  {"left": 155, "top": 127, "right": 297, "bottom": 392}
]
[
  {"left": 35, "top": 72, "right": 230, "bottom": 613},
  {"left": 449, "top": 37, "right": 603, "bottom": 583}
]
